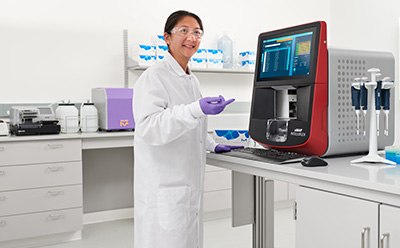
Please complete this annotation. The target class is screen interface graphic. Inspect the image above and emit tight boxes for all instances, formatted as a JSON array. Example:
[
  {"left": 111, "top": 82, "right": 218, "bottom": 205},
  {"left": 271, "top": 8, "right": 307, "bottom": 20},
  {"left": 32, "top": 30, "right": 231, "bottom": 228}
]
[{"left": 259, "top": 31, "right": 313, "bottom": 79}]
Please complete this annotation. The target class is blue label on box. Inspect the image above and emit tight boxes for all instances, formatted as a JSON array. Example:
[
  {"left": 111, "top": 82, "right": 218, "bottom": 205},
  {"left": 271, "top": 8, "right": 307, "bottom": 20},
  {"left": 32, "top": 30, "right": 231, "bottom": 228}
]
[
  {"left": 192, "top": 58, "right": 207, "bottom": 63},
  {"left": 215, "top": 130, "right": 249, "bottom": 140},
  {"left": 139, "top": 45, "right": 155, "bottom": 51},
  {"left": 158, "top": 45, "right": 168, "bottom": 51}
]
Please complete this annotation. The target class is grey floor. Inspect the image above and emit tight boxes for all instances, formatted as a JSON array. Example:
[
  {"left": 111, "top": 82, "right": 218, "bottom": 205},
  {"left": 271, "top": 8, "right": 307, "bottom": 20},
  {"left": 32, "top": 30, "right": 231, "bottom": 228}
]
[{"left": 39, "top": 208, "right": 295, "bottom": 248}]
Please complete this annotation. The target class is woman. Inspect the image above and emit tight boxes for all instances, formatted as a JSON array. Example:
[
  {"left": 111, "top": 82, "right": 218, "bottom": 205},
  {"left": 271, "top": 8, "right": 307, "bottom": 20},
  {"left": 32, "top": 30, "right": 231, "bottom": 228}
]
[{"left": 133, "top": 10, "right": 242, "bottom": 248}]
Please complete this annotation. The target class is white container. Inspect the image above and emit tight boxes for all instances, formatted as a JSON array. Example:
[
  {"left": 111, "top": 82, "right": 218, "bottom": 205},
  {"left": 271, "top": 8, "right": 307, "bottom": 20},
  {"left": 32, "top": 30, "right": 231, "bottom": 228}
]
[
  {"left": 207, "top": 58, "right": 223, "bottom": 69},
  {"left": 138, "top": 55, "right": 156, "bottom": 66},
  {"left": 138, "top": 44, "right": 156, "bottom": 56},
  {"left": 195, "top": 48, "right": 208, "bottom": 59},
  {"left": 191, "top": 58, "right": 207, "bottom": 68},
  {"left": 80, "top": 102, "right": 98, "bottom": 133},
  {"left": 207, "top": 49, "right": 223, "bottom": 60},
  {"left": 213, "top": 130, "right": 250, "bottom": 146},
  {"left": 217, "top": 33, "right": 233, "bottom": 69},
  {"left": 153, "top": 34, "right": 167, "bottom": 46},
  {"left": 239, "top": 51, "right": 256, "bottom": 61},
  {"left": 156, "top": 45, "right": 168, "bottom": 56},
  {"left": 55, "top": 102, "right": 79, "bottom": 133}
]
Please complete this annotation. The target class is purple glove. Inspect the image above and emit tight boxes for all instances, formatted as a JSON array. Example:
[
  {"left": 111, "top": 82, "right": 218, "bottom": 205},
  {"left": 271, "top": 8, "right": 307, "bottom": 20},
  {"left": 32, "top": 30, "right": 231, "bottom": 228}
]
[
  {"left": 214, "top": 144, "right": 244, "bottom": 153},
  {"left": 199, "top": 95, "right": 235, "bottom": 115}
]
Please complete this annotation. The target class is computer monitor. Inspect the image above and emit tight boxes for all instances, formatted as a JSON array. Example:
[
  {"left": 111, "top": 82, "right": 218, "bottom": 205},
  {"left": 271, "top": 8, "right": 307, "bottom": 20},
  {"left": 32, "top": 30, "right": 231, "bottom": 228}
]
[{"left": 255, "top": 22, "right": 321, "bottom": 86}]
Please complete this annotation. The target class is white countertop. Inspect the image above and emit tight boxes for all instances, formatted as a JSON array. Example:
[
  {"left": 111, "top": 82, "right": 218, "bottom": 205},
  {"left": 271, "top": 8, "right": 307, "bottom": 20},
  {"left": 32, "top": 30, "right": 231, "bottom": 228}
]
[
  {"left": 207, "top": 153, "right": 400, "bottom": 205},
  {"left": 0, "top": 131, "right": 134, "bottom": 149},
  {"left": 0, "top": 131, "right": 134, "bottom": 142}
]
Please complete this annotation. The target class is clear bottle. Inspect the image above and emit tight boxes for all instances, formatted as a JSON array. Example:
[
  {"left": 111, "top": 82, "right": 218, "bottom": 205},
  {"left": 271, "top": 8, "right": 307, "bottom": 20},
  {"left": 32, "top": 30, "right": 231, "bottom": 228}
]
[{"left": 217, "top": 32, "right": 233, "bottom": 69}]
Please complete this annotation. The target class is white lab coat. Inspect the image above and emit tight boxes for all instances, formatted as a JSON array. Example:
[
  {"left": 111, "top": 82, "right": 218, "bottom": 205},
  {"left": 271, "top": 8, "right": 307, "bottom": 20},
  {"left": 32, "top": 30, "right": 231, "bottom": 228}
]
[{"left": 133, "top": 52, "right": 217, "bottom": 248}]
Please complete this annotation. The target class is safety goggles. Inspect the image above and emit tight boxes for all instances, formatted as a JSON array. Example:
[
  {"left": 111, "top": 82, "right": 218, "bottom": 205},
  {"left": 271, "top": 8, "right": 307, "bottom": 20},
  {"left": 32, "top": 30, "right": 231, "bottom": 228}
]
[{"left": 170, "top": 26, "right": 204, "bottom": 39}]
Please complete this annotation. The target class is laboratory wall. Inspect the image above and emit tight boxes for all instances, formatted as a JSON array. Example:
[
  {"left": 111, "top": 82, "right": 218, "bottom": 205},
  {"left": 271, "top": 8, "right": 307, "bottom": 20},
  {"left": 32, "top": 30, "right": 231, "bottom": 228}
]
[
  {"left": 328, "top": 0, "right": 400, "bottom": 145},
  {"left": 0, "top": 0, "right": 330, "bottom": 104}
]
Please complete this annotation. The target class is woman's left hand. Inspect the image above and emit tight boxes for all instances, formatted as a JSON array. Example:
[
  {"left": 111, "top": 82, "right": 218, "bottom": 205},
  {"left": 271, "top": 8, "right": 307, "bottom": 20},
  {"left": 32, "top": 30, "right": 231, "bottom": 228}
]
[{"left": 214, "top": 144, "right": 244, "bottom": 153}]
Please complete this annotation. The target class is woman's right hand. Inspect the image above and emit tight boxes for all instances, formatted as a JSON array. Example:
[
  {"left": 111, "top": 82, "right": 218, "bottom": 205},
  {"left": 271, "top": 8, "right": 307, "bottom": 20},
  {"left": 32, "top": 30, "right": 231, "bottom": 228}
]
[{"left": 199, "top": 95, "right": 234, "bottom": 115}]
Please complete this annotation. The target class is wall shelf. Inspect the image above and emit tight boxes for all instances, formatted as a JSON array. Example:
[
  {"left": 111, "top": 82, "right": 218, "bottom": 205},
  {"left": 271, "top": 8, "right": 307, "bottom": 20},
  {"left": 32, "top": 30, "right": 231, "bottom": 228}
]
[{"left": 127, "top": 58, "right": 254, "bottom": 74}]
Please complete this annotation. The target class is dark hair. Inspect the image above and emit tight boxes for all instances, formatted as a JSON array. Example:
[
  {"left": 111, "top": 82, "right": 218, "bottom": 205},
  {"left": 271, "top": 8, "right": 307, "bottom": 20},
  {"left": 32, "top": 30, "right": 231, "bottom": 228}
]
[{"left": 164, "top": 10, "right": 204, "bottom": 34}]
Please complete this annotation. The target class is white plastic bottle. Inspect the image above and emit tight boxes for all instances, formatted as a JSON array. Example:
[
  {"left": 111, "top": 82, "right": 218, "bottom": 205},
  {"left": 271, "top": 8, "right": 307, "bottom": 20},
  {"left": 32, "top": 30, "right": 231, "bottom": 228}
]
[
  {"left": 217, "top": 32, "right": 233, "bottom": 69},
  {"left": 55, "top": 101, "right": 79, "bottom": 133},
  {"left": 80, "top": 101, "right": 98, "bottom": 133}
]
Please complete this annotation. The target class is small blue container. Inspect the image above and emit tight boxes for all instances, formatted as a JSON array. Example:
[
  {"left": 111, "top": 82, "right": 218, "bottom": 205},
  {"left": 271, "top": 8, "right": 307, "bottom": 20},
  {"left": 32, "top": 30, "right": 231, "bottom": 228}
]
[{"left": 385, "top": 146, "right": 400, "bottom": 164}]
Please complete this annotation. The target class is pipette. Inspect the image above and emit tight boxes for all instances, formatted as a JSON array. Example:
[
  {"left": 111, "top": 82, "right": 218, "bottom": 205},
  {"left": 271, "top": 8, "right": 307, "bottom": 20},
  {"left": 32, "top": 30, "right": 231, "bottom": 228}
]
[
  {"left": 381, "top": 77, "right": 392, "bottom": 136},
  {"left": 360, "top": 77, "right": 369, "bottom": 135},
  {"left": 351, "top": 78, "right": 361, "bottom": 135},
  {"left": 374, "top": 73, "right": 382, "bottom": 136}
]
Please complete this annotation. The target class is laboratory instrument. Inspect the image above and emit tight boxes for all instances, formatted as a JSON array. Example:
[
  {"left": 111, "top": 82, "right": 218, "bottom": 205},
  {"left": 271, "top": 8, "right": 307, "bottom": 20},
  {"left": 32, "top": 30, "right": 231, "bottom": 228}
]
[
  {"left": 9, "top": 106, "right": 60, "bottom": 135},
  {"left": 248, "top": 21, "right": 394, "bottom": 156},
  {"left": 92, "top": 88, "right": 135, "bottom": 131}
]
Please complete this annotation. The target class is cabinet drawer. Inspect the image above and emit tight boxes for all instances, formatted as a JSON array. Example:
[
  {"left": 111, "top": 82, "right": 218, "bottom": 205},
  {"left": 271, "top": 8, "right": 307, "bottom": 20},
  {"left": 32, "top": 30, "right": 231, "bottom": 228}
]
[
  {"left": 0, "top": 139, "right": 81, "bottom": 166},
  {"left": 0, "top": 208, "right": 82, "bottom": 242},
  {"left": 0, "top": 185, "right": 82, "bottom": 216},
  {"left": 204, "top": 170, "right": 231, "bottom": 192},
  {"left": 0, "top": 162, "right": 82, "bottom": 191}
]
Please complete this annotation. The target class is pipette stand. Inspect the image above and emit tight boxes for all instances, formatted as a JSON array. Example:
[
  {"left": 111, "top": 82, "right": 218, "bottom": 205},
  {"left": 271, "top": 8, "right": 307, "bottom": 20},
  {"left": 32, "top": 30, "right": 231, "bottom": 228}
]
[{"left": 351, "top": 69, "right": 396, "bottom": 165}]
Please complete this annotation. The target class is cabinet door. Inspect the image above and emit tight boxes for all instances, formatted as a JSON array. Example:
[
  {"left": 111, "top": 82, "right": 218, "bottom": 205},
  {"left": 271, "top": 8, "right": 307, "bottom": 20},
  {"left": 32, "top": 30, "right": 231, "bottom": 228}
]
[
  {"left": 296, "top": 186, "right": 378, "bottom": 248},
  {"left": 380, "top": 204, "right": 400, "bottom": 247}
]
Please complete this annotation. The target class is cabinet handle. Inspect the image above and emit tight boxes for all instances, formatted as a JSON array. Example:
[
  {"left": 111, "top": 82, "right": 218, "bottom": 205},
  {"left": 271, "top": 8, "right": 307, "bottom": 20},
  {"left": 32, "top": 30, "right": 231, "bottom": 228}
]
[
  {"left": 0, "top": 220, "right": 6, "bottom": 227},
  {"left": 48, "top": 144, "right": 63, "bottom": 149},
  {"left": 380, "top": 233, "right": 390, "bottom": 248},
  {"left": 47, "top": 166, "right": 65, "bottom": 173},
  {"left": 361, "top": 227, "right": 370, "bottom": 248},
  {"left": 47, "top": 214, "right": 65, "bottom": 221},
  {"left": 0, "top": 195, "right": 6, "bottom": 201},
  {"left": 46, "top": 190, "right": 65, "bottom": 197},
  {"left": 0, "top": 170, "right": 5, "bottom": 176}
]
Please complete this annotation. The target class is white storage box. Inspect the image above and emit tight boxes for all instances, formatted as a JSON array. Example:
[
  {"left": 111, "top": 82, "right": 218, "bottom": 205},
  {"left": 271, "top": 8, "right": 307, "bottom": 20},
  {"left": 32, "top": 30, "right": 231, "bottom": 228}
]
[{"left": 213, "top": 130, "right": 250, "bottom": 146}]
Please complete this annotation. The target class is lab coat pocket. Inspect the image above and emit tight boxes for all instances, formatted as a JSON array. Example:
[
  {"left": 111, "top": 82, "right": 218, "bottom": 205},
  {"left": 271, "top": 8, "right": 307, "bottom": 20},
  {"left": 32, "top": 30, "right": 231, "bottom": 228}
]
[{"left": 157, "top": 186, "right": 190, "bottom": 231}]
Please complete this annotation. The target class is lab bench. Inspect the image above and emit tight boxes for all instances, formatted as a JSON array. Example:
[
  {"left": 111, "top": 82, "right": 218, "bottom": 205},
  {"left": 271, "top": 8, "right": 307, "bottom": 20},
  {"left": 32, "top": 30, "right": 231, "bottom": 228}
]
[
  {"left": 3, "top": 132, "right": 395, "bottom": 248},
  {"left": 206, "top": 153, "right": 400, "bottom": 248}
]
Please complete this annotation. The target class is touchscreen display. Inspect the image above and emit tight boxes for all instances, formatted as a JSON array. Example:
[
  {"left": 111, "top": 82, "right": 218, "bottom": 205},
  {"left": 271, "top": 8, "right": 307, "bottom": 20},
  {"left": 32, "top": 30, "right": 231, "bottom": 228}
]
[{"left": 258, "top": 31, "right": 313, "bottom": 80}]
